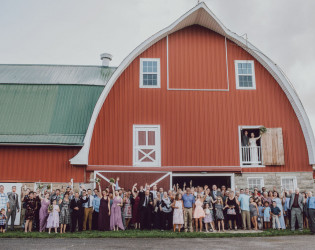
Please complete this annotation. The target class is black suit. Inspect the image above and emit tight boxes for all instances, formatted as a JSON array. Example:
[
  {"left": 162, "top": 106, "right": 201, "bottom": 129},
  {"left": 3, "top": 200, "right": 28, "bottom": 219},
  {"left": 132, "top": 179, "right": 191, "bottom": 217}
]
[
  {"left": 139, "top": 191, "right": 153, "bottom": 230},
  {"left": 70, "top": 197, "right": 88, "bottom": 232},
  {"left": 210, "top": 190, "right": 222, "bottom": 200}
]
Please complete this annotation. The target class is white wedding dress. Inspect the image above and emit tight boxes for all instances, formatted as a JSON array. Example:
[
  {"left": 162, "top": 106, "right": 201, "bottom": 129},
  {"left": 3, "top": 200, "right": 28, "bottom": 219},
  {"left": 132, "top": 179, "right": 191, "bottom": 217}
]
[{"left": 249, "top": 138, "right": 259, "bottom": 164}]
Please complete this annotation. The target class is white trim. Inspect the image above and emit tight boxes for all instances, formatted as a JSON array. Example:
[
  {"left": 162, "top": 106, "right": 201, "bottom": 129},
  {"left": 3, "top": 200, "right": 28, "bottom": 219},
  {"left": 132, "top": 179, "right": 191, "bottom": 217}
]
[
  {"left": 150, "top": 172, "right": 171, "bottom": 187},
  {"left": 235, "top": 60, "right": 256, "bottom": 90},
  {"left": 280, "top": 176, "right": 298, "bottom": 191},
  {"left": 139, "top": 58, "right": 161, "bottom": 88},
  {"left": 133, "top": 125, "right": 161, "bottom": 167},
  {"left": 96, "top": 172, "right": 111, "bottom": 183},
  {"left": 89, "top": 165, "right": 240, "bottom": 169},
  {"left": 247, "top": 177, "right": 264, "bottom": 191},
  {"left": 70, "top": 2, "right": 315, "bottom": 165},
  {"left": 238, "top": 125, "right": 265, "bottom": 167}
]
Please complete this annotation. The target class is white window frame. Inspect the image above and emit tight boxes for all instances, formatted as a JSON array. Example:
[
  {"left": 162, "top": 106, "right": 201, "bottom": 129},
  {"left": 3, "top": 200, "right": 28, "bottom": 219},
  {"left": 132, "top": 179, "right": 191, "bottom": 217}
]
[
  {"left": 280, "top": 176, "right": 297, "bottom": 192},
  {"left": 247, "top": 177, "right": 264, "bottom": 192},
  {"left": 238, "top": 125, "right": 265, "bottom": 167},
  {"left": 140, "top": 58, "right": 161, "bottom": 88},
  {"left": 235, "top": 60, "right": 256, "bottom": 90},
  {"left": 133, "top": 125, "right": 161, "bottom": 167}
]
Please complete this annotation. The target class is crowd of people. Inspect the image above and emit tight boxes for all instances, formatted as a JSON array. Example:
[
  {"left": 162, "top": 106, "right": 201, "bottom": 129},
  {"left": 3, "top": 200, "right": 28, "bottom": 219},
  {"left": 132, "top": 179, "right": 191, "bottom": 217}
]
[{"left": 0, "top": 179, "right": 315, "bottom": 234}]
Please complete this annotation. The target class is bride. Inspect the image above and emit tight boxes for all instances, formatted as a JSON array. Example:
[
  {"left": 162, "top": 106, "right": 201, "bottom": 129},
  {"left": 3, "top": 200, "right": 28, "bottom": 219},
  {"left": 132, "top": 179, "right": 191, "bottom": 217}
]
[{"left": 249, "top": 132, "right": 261, "bottom": 164}]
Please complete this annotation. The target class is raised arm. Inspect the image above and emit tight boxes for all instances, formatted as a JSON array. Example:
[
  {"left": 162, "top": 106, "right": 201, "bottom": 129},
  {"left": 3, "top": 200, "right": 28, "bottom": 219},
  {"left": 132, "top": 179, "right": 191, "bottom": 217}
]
[
  {"left": 255, "top": 135, "right": 262, "bottom": 141},
  {"left": 132, "top": 183, "right": 137, "bottom": 197}
]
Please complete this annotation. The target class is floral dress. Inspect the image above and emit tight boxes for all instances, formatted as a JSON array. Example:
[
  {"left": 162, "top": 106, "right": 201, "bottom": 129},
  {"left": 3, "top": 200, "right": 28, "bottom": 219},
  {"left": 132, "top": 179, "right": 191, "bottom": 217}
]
[
  {"left": 123, "top": 197, "right": 132, "bottom": 219},
  {"left": 24, "top": 197, "right": 36, "bottom": 220},
  {"left": 215, "top": 204, "right": 224, "bottom": 220},
  {"left": 59, "top": 199, "right": 70, "bottom": 225}
]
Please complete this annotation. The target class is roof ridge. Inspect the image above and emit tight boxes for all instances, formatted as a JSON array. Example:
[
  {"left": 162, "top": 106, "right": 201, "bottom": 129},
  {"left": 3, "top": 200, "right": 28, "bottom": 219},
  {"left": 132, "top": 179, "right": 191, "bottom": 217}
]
[{"left": 0, "top": 63, "right": 117, "bottom": 68}]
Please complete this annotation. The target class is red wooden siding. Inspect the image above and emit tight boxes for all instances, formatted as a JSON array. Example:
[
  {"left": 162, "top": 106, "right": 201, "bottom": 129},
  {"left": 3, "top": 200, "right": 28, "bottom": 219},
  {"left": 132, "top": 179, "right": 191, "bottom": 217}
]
[
  {"left": 169, "top": 26, "right": 227, "bottom": 89},
  {"left": 0, "top": 146, "right": 84, "bottom": 182},
  {"left": 89, "top": 25, "right": 311, "bottom": 173}
]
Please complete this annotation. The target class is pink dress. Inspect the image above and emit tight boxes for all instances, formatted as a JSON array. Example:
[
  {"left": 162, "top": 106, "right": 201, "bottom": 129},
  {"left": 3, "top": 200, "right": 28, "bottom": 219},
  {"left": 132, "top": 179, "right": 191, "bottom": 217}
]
[
  {"left": 193, "top": 199, "right": 205, "bottom": 219},
  {"left": 110, "top": 196, "right": 124, "bottom": 230},
  {"left": 46, "top": 205, "right": 59, "bottom": 228}
]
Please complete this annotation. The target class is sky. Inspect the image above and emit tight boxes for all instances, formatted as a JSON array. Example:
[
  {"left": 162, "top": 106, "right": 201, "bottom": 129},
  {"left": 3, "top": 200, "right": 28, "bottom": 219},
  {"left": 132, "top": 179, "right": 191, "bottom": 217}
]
[{"left": 0, "top": 0, "right": 314, "bottom": 134}]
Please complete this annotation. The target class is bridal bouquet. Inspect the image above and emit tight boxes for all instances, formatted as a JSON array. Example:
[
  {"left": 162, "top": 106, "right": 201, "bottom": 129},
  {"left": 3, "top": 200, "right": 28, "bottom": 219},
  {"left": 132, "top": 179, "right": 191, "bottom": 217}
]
[
  {"left": 95, "top": 177, "right": 101, "bottom": 184},
  {"left": 260, "top": 127, "right": 267, "bottom": 134},
  {"left": 109, "top": 178, "right": 115, "bottom": 184},
  {"left": 48, "top": 205, "right": 53, "bottom": 213}
]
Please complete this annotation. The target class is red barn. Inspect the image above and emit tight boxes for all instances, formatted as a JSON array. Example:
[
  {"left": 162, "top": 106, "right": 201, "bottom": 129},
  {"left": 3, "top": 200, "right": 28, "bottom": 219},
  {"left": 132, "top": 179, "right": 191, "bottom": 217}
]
[{"left": 1, "top": 3, "right": 315, "bottom": 199}]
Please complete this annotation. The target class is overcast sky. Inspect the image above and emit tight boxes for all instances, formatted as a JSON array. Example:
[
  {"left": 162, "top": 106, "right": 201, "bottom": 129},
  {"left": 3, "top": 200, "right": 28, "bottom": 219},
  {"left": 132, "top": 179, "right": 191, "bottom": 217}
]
[{"left": 0, "top": 0, "right": 314, "bottom": 134}]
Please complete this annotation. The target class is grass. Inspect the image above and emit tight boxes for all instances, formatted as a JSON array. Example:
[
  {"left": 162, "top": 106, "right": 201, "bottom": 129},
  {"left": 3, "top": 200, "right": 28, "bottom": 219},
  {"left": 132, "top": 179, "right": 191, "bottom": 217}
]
[{"left": 0, "top": 229, "right": 311, "bottom": 238}]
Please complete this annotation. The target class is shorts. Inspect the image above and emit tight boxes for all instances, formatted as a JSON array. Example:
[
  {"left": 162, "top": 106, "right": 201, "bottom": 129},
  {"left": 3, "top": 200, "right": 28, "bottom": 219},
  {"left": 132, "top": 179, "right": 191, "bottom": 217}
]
[
  {"left": 264, "top": 217, "right": 270, "bottom": 222},
  {"left": 0, "top": 225, "right": 5, "bottom": 230}
]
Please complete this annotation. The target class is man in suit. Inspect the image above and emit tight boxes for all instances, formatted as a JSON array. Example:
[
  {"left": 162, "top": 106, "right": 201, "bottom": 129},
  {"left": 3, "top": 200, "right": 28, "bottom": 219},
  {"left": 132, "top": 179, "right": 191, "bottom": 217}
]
[
  {"left": 6, "top": 186, "right": 19, "bottom": 231},
  {"left": 289, "top": 188, "right": 304, "bottom": 231},
  {"left": 241, "top": 130, "right": 249, "bottom": 147},
  {"left": 210, "top": 185, "right": 222, "bottom": 201},
  {"left": 70, "top": 191, "right": 88, "bottom": 232},
  {"left": 139, "top": 186, "right": 154, "bottom": 230}
]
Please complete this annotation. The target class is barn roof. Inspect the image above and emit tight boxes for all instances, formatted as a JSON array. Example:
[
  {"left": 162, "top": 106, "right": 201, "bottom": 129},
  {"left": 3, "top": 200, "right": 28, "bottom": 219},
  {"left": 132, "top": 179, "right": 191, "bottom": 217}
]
[
  {"left": 71, "top": 2, "right": 315, "bottom": 165},
  {"left": 0, "top": 64, "right": 116, "bottom": 145}
]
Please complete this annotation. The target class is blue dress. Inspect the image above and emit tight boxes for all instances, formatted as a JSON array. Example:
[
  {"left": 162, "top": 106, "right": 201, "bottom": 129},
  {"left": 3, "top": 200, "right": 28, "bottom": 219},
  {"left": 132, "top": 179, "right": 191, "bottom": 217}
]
[{"left": 273, "top": 198, "right": 286, "bottom": 229}]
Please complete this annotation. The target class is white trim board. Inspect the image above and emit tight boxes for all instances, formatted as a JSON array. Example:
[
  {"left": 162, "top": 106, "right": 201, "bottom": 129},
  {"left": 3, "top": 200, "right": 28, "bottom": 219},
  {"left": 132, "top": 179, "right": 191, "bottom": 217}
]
[{"left": 70, "top": 2, "right": 315, "bottom": 166}]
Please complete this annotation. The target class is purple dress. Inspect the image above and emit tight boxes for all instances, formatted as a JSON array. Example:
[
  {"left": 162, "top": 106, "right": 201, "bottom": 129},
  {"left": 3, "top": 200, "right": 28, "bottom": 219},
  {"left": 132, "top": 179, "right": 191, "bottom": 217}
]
[
  {"left": 110, "top": 196, "right": 124, "bottom": 230},
  {"left": 39, "top": 199, "right": 50, "bottom": 232},
  {"left": 98, "top": 197, "right": 110, "bottom": 231}
]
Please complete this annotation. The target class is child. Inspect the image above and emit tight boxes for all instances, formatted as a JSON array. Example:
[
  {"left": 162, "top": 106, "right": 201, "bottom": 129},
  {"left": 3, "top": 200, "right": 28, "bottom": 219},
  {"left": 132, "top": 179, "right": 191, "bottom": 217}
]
[
  {"left": 215, "top": 197, "right": 225, "bottom": 232},
  {"left": 249, "top": 197, "right": 259, "bottom": 230},
  {"left": 257, "top": 200, "right": 264, "bottom": 230},
  {"left": 270, "top": 201, "right": 281, "bottom": 230},
  {"left": 204, "top": 203, "right": 215, "bottom": 232},
  {"left": 46, "top": 199, "right": 60, "bottom": 233},
  {"left": 0, "top": 208, "right": 7, "bottom": 233},
  {"left": 263, "top": 201, "right": 271, "bottom": 229}
]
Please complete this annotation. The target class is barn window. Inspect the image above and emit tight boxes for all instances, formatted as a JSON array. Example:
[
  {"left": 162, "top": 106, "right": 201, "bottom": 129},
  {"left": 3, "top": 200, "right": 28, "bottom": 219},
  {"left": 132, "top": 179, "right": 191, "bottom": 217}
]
[
  {"left": 281, "top": 177, "right": 297, "bottom": 191},
  {"left": 239, "top": 127, "right": 262, "bottom": 166},
  {"left": 247, "top": 177, "right": 264, "bottom": 192},
  {"left": 235, "top": 60, "right": 256, "bottom": 89},
  {"left": 133, "top": 125, "right": 161, "bottom": 167},
  {"left": 140, "top": 58, "right": 160, "bottom": 88}
]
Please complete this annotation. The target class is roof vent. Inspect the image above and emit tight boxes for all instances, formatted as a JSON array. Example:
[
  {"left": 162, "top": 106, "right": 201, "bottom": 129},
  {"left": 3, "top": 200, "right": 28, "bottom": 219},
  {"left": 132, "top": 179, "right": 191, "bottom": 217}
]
[{"left": 100, "top": 53, "right": 113, "bottom": 66}]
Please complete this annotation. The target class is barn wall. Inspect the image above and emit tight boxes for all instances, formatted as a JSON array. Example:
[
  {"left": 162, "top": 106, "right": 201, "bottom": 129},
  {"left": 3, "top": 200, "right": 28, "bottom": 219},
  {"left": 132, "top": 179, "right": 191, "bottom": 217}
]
[
  {"left": 88, "top": 25, "right": 311, "bottom": 173},
  {"left": 0, "top": 146, "right": 84, "bottom": 182}
]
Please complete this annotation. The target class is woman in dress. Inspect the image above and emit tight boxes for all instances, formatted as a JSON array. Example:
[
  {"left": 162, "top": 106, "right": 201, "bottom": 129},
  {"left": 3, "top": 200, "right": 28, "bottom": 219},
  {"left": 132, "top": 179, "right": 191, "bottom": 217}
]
[
  {"left": 204, "top": 203, "right": 215, "bottom": 232},
  {"left": 110, "top": 184, "right": 124, "bottom": 231},
  {"left": 172, "top": 193, "right": 184, "bottom": 232},
  {"left": 131, "top": 184, "right": 140, "bottom": 229},
  {"left": 59, "top": 192, "right": 70, "bottom": 234},
  {"left": 249, "top": 197, "right": 259, "bottom": 230},
  {"left": 193, "top": 194, "right": 205, "bottom": 232},
  {"left": 38, "top": 192, "right": 50, "bottom": 232},
  {"left": 249, "top": 132, "right": 261, "bottom": 164},
  {"left": 153, "top": 191, "right": 162, "bottom": 230},
  {"left": 225, "top": 191, "right": 238, "bottom": 230},
  {"left": 46, "top": 199, "right": 60, "bottom": 233},
  {"left": 23, "top": 191, "right": 37, "bottom": 233},
  {"left": 215, "top": 196, "right": 225, "bottom": 232},
  {"left": 272, "top": 191, "right": 286, "bottom": 229},
  {"left": 123, "top": 190, "right": 132, "bottom": 229},
  {"left": 97, "top": 183, "right": 111, "bottom": 231}
]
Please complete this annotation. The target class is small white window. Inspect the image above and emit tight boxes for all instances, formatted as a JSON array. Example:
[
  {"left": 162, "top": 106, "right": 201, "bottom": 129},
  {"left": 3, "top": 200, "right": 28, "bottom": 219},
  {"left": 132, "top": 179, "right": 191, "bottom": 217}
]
[
  {"left": 133, "top": 125, "right": 161, "bottom": 167},
  {"left": 235, "top": 60, "right": 256, "bottom": 89},
  {"left": 281, "top": 177, "right": 297, "bottom": 191},
  {"left": 247, "top": 177, "right": 264, "bottom": 192},
  {"left": 140, "top": 58, "right": 160, "bottom": 88}
]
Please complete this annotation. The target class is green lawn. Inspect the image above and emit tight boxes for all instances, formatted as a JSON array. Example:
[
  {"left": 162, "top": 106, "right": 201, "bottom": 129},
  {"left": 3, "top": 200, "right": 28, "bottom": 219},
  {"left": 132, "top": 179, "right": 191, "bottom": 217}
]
[{"left": 0, "top": 229, "right": 311, "bottom": 238}]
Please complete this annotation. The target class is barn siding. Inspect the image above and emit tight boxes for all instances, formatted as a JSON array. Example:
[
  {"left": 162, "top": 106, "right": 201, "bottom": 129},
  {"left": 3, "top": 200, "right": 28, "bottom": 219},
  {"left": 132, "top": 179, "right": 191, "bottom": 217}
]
[
  {"left": 88, "top": 25, "right": 311, "bottom": 173},
  {"left": 0, "top": 146, "right": 84, "bottom": 182}
]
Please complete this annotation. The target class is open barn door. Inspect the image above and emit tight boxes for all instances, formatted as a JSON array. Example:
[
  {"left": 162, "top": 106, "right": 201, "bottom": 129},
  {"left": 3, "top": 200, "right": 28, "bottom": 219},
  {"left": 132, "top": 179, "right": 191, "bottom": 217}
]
[{"left": 261, "top": 128, "right": 285, "bottom": 165}]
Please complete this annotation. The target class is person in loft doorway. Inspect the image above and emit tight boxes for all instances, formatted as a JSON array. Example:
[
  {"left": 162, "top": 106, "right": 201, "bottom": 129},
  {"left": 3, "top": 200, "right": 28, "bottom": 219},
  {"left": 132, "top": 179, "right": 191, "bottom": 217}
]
[
  {"left": 241, "top": 130, "right": 249, "bottom": 147},
  {"left": 241, "top": 130, "right": 250, "bottom": 164},
  {"left": 249, "top": 132, "right": 261, "bottom": 165}
]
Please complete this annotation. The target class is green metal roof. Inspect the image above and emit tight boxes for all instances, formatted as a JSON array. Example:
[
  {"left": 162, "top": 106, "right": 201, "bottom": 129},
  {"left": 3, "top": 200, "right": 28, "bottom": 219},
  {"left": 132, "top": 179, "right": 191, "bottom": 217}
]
[
  {"left": 0, "top": 84, "right": 104, "bottom": 145},
  {"left": 0, "top": 64, "right": 116, "bottom": 85}
]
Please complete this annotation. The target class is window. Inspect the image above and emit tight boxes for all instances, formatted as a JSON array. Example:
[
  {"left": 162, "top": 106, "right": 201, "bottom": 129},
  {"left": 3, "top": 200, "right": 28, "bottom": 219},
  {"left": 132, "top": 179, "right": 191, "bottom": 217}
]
[
  {"left": 247, "top": 177, "right": 264, "bottom": 192},
  {"left": 281, "top": 177, "right": 297, "bottom": 191},
  {"left": 239, "top": 126, "right": 262, "bottom": 166},
  {"left": 133, "top": 125, "right": 161, "bottom": 167},
  {"left": 140, "top": 58, "right": 160, "bottom": 88},
  {"left": 235, "top": 60, "right": 256, "bottom": 89}
]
